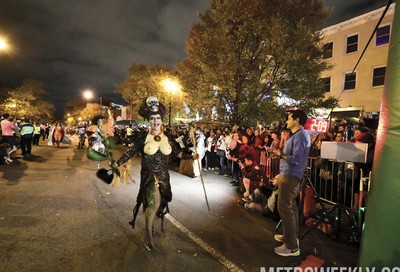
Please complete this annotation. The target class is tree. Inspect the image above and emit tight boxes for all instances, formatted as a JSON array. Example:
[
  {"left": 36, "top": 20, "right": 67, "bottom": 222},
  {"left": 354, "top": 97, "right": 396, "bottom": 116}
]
[
  {"left": 0, "top": 79, "right": 54, "bottom": 120},
  {"left": 179, "top": 0, "right": 337, "bottom": 125},
  {"left": 64, "top": 100, "right": 86, "bottom": 123},
  {"left": 117, "top": 64, "right": 187, "bottom": 122},
  {"left": 79, "top": 103, "right": 102, "bottom": 123}
]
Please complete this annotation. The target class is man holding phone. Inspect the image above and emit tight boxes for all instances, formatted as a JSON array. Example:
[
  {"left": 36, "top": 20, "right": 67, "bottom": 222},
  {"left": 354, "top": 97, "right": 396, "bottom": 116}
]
[{"left": 272, "top": 109, "right": 311, "bottom": 257}]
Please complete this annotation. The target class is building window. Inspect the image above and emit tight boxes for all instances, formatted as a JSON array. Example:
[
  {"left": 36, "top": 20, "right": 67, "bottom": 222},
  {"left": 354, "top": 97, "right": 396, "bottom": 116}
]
[
  {"left": 344, "top": 72, "right": 356, "bottom": 90},
  {"left": 373, "top": 67, "right": 386, "bottom": 86},
  {"left": 346, "top": 34, "right": 358, "bottom": 54},
  {"left": 323, "top": 42, "right": 333, "bottom": 59},
  {"left": 376, "top": 25, "right": 390, "bottom": 46},
  {"left": 322, "top": 77, "right": 331, "bottom": 92}
]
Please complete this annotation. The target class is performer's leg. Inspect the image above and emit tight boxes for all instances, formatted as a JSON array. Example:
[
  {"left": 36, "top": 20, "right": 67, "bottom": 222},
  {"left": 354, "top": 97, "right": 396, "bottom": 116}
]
[
  {"left": 130, "top": 183, "right": 144, "bottom": 228},
  {"left": 129, "top": 203, "right": 141, "bottom": 228},
  {"left": 144, "top": 185, "right": 161, "bottom": 250}
]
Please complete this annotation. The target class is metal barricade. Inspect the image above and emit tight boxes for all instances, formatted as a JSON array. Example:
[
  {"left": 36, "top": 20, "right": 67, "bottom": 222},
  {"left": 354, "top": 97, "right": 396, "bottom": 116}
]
[
  {"left": 264, "top": 155, "right": 367, "bottom": 211},
  {"left": 267, "top": 155, "right": 370, "bottom": 242},
  {"left": 264, "top": 151, "right": 280, "bottom": 180},
  {"left": 307, "top": 157, "right": 361, "bottom": 210}
]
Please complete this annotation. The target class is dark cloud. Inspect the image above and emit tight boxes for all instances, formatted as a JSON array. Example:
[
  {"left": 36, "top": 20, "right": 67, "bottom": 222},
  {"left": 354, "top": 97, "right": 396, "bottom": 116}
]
[
  {"left": 0, "top": 0, "right": 212, "bottom": 117},
  {"left": 0, "top": 0, "right": 393, "bottom": 118}
]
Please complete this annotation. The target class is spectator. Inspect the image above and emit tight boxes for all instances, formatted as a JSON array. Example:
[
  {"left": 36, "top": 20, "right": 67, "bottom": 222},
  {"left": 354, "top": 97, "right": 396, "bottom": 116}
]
[
  {"left": 334, "top": 132, "right": 344, "bottom": 142},
  {"left": 253, "top": 129, "right": 264, "bottom": 150},
  {"left": 279, "top": 130, "right": 290, "bottom": 151},
  {"left": 352, "top": 127, "right": 376, "bottom": 208},
  {"left": 1, "top": 114, "right": 17, "bottom": 154},
  {"left": 227, "top": 131, "right": 242, "bottom": 186},
  {"left": 20, "top": 119, "right": 35, "bottom": 157},
  {"left": 215, "top": 131, "right": 228, "bottom": 176},
  {"left": 244, "top": 174, "right": 280, "bottom": 221},
  {"left": 33, "top": 122, "right": 41, "bottom": 145},
  {"left": 269, "top": 131, "right": 281, "bottom": 150},
  {"left": 45, "top": 124, "right": 50, "bottom": 140},
  {"left": 125, "top": 124, "right": 134, "bottom": 146},
  {"left": 239, "top": 154, "right": 264, "bottom": 203},
  {"left": 246, "top": 128, "right": 255, "bottom": 146},
  {"left": 40, "top": 123, "right": 47, "bottom": 141},
  {"left": 224, "top": 129, "right": 233, "bottom": 176},
  {"left": 191, "top": 127, "right": 206, "bottom": 178},
  {"left": 239, "top": 135, "right": 259, "bottom": 164},
  {"left": 272, "top": 109, "right": 311, "bottom": 257},
  {"left": 205, "top": 130, "right": 218, "bottom": 172},
  {"left": 353, "top": 126, "right": 374, "bottom": 160}
]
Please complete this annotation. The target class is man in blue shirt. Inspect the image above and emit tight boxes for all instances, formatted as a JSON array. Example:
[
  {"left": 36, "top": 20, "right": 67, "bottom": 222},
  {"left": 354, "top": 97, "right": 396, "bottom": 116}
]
[{"left": 272, "top": 109, "right": 311, "bottom": 257}]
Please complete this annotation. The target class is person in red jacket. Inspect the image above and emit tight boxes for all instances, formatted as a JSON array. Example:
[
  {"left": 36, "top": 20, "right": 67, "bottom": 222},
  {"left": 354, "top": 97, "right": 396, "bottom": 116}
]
[{"left": 238, "top": 154, "right": 264, "bottom": 203}]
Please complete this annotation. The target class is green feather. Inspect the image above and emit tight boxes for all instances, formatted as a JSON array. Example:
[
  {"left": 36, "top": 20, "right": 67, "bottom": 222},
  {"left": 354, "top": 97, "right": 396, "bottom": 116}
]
[{"left": 86, "top": 148, "right": 108, "bottom": 161}]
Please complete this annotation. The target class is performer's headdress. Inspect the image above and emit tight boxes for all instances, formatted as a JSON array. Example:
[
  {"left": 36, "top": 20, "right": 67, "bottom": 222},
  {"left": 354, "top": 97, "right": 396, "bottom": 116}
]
[
  {"left": 92, "top": 115, "right": 106, "bottom": 126},
  {"left": 138, "top": 96, "right": 166, "bottom": 120}
]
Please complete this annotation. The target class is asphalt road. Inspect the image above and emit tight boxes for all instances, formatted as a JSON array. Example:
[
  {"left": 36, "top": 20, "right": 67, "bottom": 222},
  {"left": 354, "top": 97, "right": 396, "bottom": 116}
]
[{"left": 0, "top": 136, "right": 359, "bottom": 272}]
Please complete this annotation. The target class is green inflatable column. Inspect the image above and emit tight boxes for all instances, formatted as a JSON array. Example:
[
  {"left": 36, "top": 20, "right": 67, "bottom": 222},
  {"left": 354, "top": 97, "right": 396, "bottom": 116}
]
[{"left": 359, "top": 3, "right": 400, "bottom": 268}]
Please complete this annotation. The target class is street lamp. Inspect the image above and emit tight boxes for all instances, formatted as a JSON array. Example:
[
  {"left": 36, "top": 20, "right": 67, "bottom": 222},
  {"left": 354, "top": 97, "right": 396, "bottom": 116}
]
[
  {"left": 161, "top": 78, "right": 181, "bottom": 126},
  {"left": 11, "top": 103, "right": 17, "bottom": 116},
  {"left": 0, "top": 38, "right": 8, "bottom": 52},
  {"left": 83, "top": 89, "right": 94, "bottom": 101}
]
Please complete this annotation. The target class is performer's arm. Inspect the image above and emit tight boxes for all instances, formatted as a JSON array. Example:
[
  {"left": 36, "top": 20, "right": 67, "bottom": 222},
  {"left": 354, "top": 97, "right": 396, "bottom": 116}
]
[
  {"left": 116, "top": 130, "right": 145, "bottom": 166},
  {"left": 117, "top": 148, "right": 136, "bottom": 166}
]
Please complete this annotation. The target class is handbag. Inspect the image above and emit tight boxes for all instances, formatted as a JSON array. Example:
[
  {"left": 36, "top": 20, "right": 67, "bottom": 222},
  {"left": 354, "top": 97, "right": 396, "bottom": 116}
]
[{"left": 216, "top": 149, "right": 225, "bottom": 157}]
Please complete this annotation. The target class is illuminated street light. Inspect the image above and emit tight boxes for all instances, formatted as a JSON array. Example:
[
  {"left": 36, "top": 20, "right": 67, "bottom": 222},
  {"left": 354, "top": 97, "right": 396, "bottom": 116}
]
[
  {"left": 161, "top": 78, "right": 181, "bottom": 126},
  {"left": 11, "top": 103, "right": 17, "bottom": 116},
  {"left": 0, "top": 37, "right": 8, "bottom": 51},
  {"left": 83, "top": 89, "right": 94, "bottom": 100}
]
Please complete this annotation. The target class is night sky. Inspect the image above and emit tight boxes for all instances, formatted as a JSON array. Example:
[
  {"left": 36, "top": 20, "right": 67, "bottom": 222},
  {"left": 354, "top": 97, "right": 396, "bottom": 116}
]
[{"left": 0, "top": 0, "right": 392, "bottom": 118}]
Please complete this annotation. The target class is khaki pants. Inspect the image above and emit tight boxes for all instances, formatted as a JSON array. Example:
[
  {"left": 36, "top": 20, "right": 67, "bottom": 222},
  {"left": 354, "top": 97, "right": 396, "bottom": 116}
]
[{"left": 278, "top": 175, "right": 301, "bottom": 249}]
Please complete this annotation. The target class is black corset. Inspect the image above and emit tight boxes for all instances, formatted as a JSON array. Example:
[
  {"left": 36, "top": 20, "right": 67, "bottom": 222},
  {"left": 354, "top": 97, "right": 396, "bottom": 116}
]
[{"left": 141, "top": 150, "right": 169, "bottom": 172}]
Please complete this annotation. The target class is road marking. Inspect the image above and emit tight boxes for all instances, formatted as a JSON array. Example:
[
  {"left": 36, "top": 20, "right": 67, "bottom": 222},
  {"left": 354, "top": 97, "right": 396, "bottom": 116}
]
[{"left": 165, "top": 213, "right": 244, "bottom": 272}]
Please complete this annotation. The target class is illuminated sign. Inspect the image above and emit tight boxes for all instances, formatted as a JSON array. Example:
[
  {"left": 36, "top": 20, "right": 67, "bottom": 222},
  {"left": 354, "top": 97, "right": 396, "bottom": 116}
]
[{"left": 304, "top": 117, "right": 329, "bottom": 133}]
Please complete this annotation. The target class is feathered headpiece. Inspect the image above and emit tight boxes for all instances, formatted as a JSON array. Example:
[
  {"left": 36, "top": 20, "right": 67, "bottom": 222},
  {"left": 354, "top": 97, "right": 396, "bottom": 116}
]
[{"left": 138, "top": 96, "right": 166, "bottom": 120}]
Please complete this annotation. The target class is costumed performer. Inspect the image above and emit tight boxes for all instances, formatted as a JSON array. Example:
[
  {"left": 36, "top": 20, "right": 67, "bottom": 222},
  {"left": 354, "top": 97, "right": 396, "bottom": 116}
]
[
  {"left": 110, "top": 96, "right": 198, "bottom": 251},
  {"left": 51, "top": 122, "right": 65, "bottom": 148},
  {"left": 86, "top": 111, "right": 115, "bottom": 169}
]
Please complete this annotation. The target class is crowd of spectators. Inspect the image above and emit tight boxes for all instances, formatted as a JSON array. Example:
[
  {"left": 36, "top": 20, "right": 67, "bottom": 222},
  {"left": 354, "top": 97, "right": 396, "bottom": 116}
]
[
  {"left": 0, "top": 113, "right": 67, "bottom": 164},
  {"left": 1, "top": 112, "right": 376, "bottom": 214},
  {"left": 155, "top": 119, "right": 377, "bottom": 220}
]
